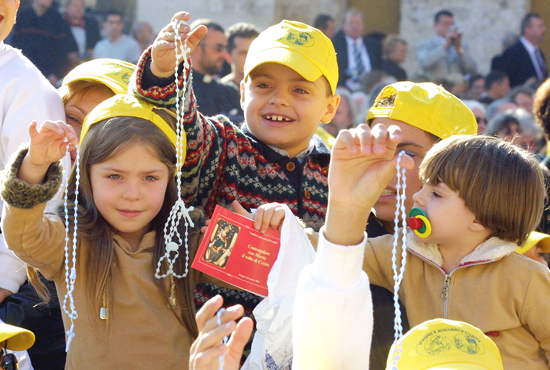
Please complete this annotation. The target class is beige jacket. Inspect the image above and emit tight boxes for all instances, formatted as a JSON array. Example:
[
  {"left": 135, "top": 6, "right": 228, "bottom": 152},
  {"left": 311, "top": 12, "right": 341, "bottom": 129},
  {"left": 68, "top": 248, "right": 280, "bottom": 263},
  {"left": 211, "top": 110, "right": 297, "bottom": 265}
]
[
  {"left": 1, "top": 151, "right": 195, "bottom": 369},
  {"left": 364, "top": 231, "right": 550, "bottom": 370}
]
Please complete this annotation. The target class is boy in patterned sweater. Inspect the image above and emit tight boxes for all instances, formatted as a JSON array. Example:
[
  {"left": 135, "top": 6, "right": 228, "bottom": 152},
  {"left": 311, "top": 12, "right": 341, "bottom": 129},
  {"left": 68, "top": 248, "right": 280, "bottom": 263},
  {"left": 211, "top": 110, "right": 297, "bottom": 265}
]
[
  {"left": 132, "top": 12, "right": 340, "bottom": 232},
  {"left": 131, "top": 12, "right": 340, "bottom": 358}
]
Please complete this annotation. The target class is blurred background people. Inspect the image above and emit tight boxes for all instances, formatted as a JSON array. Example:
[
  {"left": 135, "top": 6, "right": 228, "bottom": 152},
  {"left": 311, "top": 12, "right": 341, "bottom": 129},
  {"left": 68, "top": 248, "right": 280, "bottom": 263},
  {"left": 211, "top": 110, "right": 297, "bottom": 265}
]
[
  {"left": 63, "top": 0, "right": 100, "bottom": 62},
  {"left": 381, "top": 33, "right": 408, "bottom": 81},
  {"left": 416, "top": 9, "right": 476, "bottom": 82},
  {"left": 8, "top": 0, "right": 78, "bottom": 85},
  {"left": 333, "top": 8, "right": 382, "bottom": 92},
  {"left": 221, "top": 22, "right": 260, "bottom": 90},
  {"left": 313, "top": 13, "right": 335, "bottom": 39},
  {"left": 93, "top": 10, "right": 141, "bottom": 63}
]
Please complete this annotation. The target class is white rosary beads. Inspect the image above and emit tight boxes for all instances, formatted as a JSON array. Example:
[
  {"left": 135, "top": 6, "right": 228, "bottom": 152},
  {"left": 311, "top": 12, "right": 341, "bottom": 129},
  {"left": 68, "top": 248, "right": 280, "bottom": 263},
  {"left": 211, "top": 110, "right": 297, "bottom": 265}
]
[
  {"left": 155, "top": 19, "right": 195, "bottom": 280},
  {"left": 390, "top": 151, "right": 408, "bottom": 369},
  {"left": 216, "top": 308, "right": 229, "bottom": 369},
  {"left": 62, "top": 144, "right": 80, "bottom": 352}
]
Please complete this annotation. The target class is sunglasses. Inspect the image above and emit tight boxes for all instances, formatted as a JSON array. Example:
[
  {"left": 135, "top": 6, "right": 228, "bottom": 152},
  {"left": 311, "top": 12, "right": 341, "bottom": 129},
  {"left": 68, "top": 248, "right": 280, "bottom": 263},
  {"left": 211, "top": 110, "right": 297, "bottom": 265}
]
[{"left": 0, "top": 349, "right": 18, "bottom": 370}]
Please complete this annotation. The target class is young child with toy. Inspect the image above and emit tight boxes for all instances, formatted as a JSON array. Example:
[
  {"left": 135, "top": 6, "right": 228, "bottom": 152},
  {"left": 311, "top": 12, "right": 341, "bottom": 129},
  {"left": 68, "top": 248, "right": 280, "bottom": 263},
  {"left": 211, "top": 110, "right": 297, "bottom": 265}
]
[{"left": 307, "top": 126, "right": 550, "bottom": 368}]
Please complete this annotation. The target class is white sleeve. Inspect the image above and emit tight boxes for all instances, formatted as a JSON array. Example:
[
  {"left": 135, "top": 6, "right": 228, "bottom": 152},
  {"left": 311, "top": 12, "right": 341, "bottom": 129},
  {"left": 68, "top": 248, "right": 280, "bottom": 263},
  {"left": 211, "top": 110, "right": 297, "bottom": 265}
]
[
  {"left": 292, "top": 227, "right": 373, "bottom": 370},
  {"left": 0, "top": 48, "right": 65, "bottom": 293}
]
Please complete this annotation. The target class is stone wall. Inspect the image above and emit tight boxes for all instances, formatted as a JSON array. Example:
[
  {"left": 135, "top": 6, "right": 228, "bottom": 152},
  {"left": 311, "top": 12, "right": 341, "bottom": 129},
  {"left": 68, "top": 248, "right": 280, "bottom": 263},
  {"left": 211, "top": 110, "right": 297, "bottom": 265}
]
[{"left": 400, "top": 0, "right": 529, "bottom": 78}]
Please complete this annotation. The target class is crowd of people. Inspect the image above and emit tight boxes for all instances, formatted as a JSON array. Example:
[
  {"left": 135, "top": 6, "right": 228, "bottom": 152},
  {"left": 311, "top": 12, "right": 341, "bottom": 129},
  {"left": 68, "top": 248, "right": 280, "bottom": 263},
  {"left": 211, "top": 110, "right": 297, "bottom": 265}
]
[{"left": 1, "top": 1, "right": 550, "bottom": 369}]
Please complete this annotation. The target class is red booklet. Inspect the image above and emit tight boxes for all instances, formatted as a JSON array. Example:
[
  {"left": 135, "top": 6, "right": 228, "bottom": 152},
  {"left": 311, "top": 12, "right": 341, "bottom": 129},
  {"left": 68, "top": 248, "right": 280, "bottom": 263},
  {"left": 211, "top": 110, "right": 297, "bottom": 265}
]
[{"left": 191, "top": 205, "right": 281, "bottom": 297}]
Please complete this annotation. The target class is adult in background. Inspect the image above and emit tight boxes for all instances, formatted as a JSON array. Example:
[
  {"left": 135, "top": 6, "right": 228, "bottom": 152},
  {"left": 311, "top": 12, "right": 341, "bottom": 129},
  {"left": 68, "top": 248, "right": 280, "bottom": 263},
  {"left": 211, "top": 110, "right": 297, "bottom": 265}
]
[
  {"left": 220, "top": 22, "right": 260, "bottom": 90},
  {"left": 466, "top": 74, "right": 485, "bottom": 101},
  {"left": 92, "top": 10, "right": 141, "bottom": 64},
  {"left": 381, "top": 34, "right": 408, "bottom": 81},
  {"left": 332, "top": 8, "right": 382, "bottom": 92},
  {"left": 63, "top": 0, "right": 100, "bottom": 62},
  {"left": 132, "top": 21, "right": 155, "bottom": 52},
  {"left": 8, "top": 0, "right": 78, "bottom": 85},
  {"left": 313, "top": 14, "right": 335, "bottom": 39},
  {"left": 416, "top": 9, "right": 476, "bottom": 83},
  {"left": 188, "top": 19, "right": 242, "bottom": 121},
  {"left": 479, "top": 70, "right": 510, "bottom": 106},
  {"left": 495, "top": 13, "right": 547, "bottom": 88}
]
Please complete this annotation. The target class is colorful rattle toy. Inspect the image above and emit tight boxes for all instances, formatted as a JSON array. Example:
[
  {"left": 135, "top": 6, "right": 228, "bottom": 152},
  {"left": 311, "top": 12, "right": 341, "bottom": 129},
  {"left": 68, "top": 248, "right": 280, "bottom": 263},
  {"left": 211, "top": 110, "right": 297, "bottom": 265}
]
[{"left": 407, "top": 208, "right": 432, "bottom": 238}]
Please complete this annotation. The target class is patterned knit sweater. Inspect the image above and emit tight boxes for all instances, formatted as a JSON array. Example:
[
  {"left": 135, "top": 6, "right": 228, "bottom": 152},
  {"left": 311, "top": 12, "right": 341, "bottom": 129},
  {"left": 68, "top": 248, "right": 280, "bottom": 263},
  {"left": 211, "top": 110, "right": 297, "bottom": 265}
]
[{"left": 132, "top": 48, "right": 330, "bottom": 232}]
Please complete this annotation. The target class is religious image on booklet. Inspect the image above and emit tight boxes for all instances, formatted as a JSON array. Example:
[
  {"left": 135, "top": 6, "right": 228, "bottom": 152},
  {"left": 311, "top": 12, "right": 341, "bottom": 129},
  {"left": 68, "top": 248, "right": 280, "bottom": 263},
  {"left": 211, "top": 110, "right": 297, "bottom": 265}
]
[{"left": 192, "top": 205, "right": 281, "bottom": 297}]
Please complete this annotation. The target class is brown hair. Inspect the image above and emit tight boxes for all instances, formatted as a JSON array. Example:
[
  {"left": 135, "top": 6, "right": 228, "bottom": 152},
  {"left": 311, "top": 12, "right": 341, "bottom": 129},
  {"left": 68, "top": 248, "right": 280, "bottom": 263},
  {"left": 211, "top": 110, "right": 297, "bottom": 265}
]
[
  {"left": 419, "top": 135, "right": 545, "bottom": 244},
  {"left": 60, "top": 116, "right": 200, "bottom": 335},
  {"left": 533, "top": 78, "right": 550, "bottom": 142}
]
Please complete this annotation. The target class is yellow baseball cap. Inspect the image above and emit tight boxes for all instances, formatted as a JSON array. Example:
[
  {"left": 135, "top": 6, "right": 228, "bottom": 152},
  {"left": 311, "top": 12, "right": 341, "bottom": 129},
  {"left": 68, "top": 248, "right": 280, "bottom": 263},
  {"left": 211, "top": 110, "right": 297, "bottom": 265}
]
[
  {"left": 62, "top": 58, "right": 135, "bottom": 95},
  {"left": 516, "top": 231, "right": 550, "bottom": 254},
  {"left": 243, "top": 20, "right": 338, "bottom": 94},
  {"left": 0, "top": 323, "right": 35, "bottom": 351},
  {"left": 386, "top": 319, "right": 503, "bottom": 370},
  {"left": 367, "top": 82, "right": 477, "bottom": 139},
  {"left": 81, "top": 95, "right": 180, "bottom": 153}
]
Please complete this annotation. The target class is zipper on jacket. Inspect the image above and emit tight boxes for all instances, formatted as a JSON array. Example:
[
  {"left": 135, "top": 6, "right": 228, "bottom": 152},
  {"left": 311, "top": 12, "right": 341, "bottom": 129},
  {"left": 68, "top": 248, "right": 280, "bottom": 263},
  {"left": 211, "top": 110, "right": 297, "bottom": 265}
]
[{"left": 441, "top": 274, "right": 451, "bottom": 317}]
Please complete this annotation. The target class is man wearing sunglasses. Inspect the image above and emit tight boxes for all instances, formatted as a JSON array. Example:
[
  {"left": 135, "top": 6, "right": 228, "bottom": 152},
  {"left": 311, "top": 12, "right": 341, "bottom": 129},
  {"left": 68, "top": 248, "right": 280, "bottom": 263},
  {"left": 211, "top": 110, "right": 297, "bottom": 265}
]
[{"left": 183, "top": 19, "right": 242, "bottom": 121}]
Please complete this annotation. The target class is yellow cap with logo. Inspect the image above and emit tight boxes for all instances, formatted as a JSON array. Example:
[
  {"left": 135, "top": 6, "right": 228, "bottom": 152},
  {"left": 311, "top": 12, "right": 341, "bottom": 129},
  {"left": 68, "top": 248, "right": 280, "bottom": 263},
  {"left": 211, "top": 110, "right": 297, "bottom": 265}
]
[
  {"left": 81, "top": 94, "right": 180, "bottom": 153},
  {"left": 62, "top": 58, "right": 135, "bottom": 95},
  {"left": 243, "top": 20, "right": 338, "bottom": 94},
  {"left": 386, "top": 318, "right": 503, "bottom": 370},
  {"left": 368, "top": 82, "right": 478, "bottom": 139}
]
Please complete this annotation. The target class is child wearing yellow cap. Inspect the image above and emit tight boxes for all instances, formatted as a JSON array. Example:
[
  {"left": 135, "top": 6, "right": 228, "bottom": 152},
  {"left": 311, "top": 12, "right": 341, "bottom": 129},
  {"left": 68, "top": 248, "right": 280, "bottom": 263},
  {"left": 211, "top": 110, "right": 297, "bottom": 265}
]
[
  {"left": 131, "top": 11, "right": 340, "bottom": 348},
  {"left": 516, "top": 231, "right": 550, "bottom": 267},
  {"left": 1, "top": 95, "right": 214, "bottom": 369},
  {"left": 308, "top": 129, "right": 549, "bottom": 369}
]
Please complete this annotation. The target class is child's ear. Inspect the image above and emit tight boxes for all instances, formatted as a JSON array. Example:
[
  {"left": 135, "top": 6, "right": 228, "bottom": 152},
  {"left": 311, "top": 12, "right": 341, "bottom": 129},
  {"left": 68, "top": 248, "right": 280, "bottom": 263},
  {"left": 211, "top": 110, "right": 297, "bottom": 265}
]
[
  {"left": 470, "top": 218, "right": 488, "bottom": 232},
  {"left": 240, "top": 80, "right": 246, "bottom": 110},
  {"left": 320, "top": 93, "right": 340, "bottom": 124}
]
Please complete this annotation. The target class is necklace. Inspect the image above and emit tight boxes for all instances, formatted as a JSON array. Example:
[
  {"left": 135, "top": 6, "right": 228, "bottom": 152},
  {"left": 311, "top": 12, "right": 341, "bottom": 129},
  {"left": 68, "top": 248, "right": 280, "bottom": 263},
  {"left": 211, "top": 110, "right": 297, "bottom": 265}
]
[
  {"left": 154, "top": 19, "right": 195, "bottom": 286},
  {"left": 63, "top": 145, "right": 80, "bottom": 351}
]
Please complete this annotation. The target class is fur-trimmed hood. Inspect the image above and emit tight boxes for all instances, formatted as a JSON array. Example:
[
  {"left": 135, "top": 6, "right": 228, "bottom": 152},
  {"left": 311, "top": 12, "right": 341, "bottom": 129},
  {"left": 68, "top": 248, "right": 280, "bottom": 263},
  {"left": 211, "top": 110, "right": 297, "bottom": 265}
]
[{"left": 406, "top": 230, "right": 518, "bottom": 270}]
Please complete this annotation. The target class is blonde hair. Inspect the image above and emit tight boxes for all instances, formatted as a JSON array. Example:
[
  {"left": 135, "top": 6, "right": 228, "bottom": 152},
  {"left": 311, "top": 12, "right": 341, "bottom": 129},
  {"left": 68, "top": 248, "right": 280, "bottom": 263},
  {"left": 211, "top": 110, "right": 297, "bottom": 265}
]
[
  {"left": 419, "top": 135, "right": 545, "bottom": 244},
  {"left": 59, "top": 79, "right": 115, "bottom": 105}
]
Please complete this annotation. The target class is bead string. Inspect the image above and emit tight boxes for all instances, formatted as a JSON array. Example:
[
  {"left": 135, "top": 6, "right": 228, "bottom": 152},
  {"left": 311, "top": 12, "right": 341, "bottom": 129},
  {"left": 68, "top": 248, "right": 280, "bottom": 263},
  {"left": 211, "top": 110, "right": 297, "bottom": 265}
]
[
  {"left": 216, "top": 308, "right": 228, "bottom": 369},
  {"left": 390, "top": 151, "right": 408, "bottom": 369},
  {"left": 155, "top": 19, "right": 195, "bottom": 280},
  {"left": 62, "top": 144, "right": 80, "bottom": 352}
]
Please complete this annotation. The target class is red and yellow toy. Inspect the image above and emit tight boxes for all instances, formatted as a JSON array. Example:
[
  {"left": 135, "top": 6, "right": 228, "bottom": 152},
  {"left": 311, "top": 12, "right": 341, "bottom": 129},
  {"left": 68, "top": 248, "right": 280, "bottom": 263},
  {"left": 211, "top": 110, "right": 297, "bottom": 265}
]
[{"left": 408, "top": 208, "right": 432, "bottom": 238}]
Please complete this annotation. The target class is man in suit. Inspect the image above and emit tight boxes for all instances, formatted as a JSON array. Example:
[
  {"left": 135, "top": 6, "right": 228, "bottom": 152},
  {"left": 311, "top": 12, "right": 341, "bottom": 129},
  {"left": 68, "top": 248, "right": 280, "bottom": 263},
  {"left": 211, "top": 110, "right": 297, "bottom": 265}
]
[
  {"left": 332, "top": 9, "right": 382, "bottom": 92},
  {"left": 493, "top": 13, "right": 547, "bottom": 88},
  {"left": 416, "top": 9, "right": 476, "bottom": 83}
]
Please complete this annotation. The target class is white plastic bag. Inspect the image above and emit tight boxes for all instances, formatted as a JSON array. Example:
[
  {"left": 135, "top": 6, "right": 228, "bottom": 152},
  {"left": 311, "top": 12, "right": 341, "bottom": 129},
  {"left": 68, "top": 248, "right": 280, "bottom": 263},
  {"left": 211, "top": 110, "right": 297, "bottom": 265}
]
[{"left": 242, "top": 205, "right": 316, "bottom": 370}]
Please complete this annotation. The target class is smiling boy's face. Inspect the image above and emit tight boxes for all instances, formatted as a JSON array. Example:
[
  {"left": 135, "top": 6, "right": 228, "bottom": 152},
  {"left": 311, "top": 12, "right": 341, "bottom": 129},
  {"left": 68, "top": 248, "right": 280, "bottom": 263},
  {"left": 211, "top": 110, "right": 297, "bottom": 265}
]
[
  {"left": 0, "top": 0, "right": 19, "bottom": 43},
  {"left": 240, "top": 62, "right": 339, "bottom": 157}
]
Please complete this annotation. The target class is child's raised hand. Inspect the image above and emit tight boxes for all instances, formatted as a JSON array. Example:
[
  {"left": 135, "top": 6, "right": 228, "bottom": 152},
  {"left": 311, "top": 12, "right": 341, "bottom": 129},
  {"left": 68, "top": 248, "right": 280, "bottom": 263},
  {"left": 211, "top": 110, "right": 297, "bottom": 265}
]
[
  {"left": 19, "top": 120, "right": 78, "bottom": 184},
  {"left": 324, "top": 124, "right": 414, "bottom": 245},
  {"left": 233, "top": 200, "right": 286, "bottom": 233},
  {"left": 189, "top": 295, "right": 253, "bottom": 370},
  {"left": 151, "top": 12, "right": 208, "bottom": 78}
]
